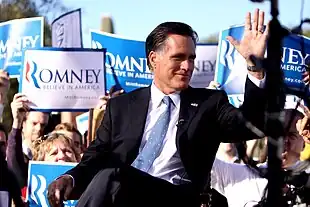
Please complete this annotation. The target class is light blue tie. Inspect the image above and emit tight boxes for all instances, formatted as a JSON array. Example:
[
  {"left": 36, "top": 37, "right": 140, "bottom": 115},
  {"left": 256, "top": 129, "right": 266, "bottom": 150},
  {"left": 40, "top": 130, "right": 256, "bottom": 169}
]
[{"left": 132, "top": 96, "right": 172, "bottom": 172}]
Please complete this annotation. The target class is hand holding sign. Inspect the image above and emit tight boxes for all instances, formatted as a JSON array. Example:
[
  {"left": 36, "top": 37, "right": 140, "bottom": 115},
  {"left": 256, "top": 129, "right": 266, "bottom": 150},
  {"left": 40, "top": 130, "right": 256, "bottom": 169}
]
[
  {"left": 96, "top": 86, "right": 124, "bottom": 110},
  {"left": 227, "top": 8, "right": 269, "bottom": 67},
  {"left": 302, "top": 70, "right": 310, "bottom": 85},
  {"left": 19, "top": 48, "right": 106, "bottom": 111},
  {"left": 11, "top": 93, "right": 29, "bottom": 128}
]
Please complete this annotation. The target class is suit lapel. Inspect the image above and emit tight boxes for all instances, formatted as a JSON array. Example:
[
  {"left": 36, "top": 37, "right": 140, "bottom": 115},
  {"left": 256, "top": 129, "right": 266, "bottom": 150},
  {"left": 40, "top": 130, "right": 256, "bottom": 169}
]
[
  {"left": 127, "top": 87, "right": 151, "bottom": 156},
  {"left": 176, "top": 87, "right": 201, "bottom": 146}
]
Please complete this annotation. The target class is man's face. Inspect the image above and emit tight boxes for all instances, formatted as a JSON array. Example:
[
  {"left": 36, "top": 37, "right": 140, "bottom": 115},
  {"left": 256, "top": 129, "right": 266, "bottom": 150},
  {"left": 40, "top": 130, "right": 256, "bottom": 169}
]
[
  {"left": 22, "top": 112, "right": 49, "bottom": 142},
  {"left": 151, "top": 34, "right": 196, "bottom": 93},
  {"left": 282, "top": 115, "right": 305, "bottom": 168},
  {"left": 0, "top": 130, "right": 7, "bottom": 158}
]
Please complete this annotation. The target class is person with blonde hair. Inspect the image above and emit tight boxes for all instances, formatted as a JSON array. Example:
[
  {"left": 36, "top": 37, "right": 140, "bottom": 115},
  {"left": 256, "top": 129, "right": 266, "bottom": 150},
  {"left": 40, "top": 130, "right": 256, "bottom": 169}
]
[
  {"left": 53, "top": 123, "right": 83, "bottom": 155},
  {"left": 32, "top": 133, "right": 80, "bottom": 163}
]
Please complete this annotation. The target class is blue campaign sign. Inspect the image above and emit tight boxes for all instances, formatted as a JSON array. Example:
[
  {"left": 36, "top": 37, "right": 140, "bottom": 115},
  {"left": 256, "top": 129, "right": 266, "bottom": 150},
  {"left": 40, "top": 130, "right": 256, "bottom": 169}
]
[
  {"left": 282, "top": 34, "right": 310, "bottom": 91},
  {"left": 27, "top": 161, "right": 78, "bottom": 207},
  {"left": 215, "top": 24, "right": 310, "bottom": 97},
  {"left": 90, "top": 30, "right": 153, "bottom": 93},
  {"left": 215, "top": 25, "right": 246, "bottom": 95},
  {"left": 0, "top": 17, "right": 43, "bottom": 77}
]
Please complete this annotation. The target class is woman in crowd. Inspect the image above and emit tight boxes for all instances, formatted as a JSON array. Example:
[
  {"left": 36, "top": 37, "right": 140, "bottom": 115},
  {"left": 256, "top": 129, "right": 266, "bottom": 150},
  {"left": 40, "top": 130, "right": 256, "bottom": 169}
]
[
  {"left": 53, "top": 122, "right": 84, "bottom": 156},
  {"left": 32, "top": 133, "right": 80, "bottom": 163}
]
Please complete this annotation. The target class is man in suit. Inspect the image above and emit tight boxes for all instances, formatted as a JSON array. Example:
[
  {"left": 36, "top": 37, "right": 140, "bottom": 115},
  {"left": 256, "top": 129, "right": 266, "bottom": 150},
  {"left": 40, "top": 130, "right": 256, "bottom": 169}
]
[{"left": 48, "top": 8, "right": 269, "bottom": 207}]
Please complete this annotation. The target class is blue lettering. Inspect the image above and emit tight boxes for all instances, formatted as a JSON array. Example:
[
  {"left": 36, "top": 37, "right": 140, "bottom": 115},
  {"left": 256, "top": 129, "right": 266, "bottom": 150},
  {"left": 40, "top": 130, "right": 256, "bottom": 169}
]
[
  {"left": 71, "top": 70, "right": 83, "bottom": 83},
  {"left": 85, "top": 70, "right": 92, "bottom": 83},
  {"left": 39, "top": 69, "right": 53, "bottom": 83},
  {"left": 195, "top": 60, "right": 215, "bottom": 72},
  {"left": 219, "top": 40, "right": 236, "bottom": 69},
  {"left": 92, "top": 70, "right": 101, "bottom": 83},
  {"left": 85, "top": 69, "right": 101, "bottom": 83},
  {"left": 38, "top": 69, "right": 101, "bottom": 84},
  {"left": 55, "top": 70, "right": 69, "bottom": 82}
]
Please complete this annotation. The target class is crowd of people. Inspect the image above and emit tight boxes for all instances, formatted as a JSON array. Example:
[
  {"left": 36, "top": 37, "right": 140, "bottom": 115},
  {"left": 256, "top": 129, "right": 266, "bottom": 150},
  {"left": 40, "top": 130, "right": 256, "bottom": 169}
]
[{"left": 1, "top": 8, "right": 310, "bottom": 207}]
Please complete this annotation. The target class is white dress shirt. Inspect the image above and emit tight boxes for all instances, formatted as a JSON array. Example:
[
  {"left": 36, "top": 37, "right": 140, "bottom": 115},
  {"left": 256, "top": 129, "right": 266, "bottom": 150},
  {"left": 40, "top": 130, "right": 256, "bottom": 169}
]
[
  {"left": 212, "top": 159, "right": 310, "bottom": 207},
  {"left": 138, "top": 74, "right": 266, "bottom": 185},
  {"left": 211, "top": 158, "right": 268, "bottom": 207},
  {"left": 139, "top": 83, "right": 187, "bottom": 184}
]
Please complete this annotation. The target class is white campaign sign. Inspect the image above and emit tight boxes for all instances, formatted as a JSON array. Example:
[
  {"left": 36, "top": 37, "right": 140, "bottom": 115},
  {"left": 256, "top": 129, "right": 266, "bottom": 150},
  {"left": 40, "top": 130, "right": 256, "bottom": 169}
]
[
  {"left": 189, "top": 44, "right": 217, "bottom": 88},
  {"left": 19, "top": 49, "right": 105, "bottom": 111},
  {"left": 52, "top": 9, "right": 82, "bottom": 48}
]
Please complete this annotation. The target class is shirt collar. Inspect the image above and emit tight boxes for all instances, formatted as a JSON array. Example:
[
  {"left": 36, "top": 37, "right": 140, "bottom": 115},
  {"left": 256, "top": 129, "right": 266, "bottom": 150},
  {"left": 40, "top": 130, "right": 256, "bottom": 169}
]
[
  {"left": 22, "top": 141, "right": 33, "bottom": 160},
  {"left": 150, "top": 82, "right": 180, "bottom": 109}
]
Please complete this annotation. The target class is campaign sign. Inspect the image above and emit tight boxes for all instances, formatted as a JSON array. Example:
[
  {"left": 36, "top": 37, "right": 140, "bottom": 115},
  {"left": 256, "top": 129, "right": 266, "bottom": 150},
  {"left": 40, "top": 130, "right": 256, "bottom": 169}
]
[
  {"left": 76, "top": 111, "right": 89, "bottom": 135},
  {"left": 91, "top": 31, "right": 218, "bottom": 92},
  {"left": 215, "top": 24, "right": 310, "bottom": 106},
  {"left": 19, "top": 48, "right": 106, "bottom": 112},
  {"left": 27, "top": 161, "right": 78, "bottom": 207},
  {"left": 91, "top": 30, "right": 152, "bottom": 93},
  {"left": 0, "top": 17, "right": 43, "bottom": 77},
  {"left": 52, "top": 9, "right": 83, "bottom": 48},
  {"left": 190, "top": 44, "right": 217, "bottom": 88}
]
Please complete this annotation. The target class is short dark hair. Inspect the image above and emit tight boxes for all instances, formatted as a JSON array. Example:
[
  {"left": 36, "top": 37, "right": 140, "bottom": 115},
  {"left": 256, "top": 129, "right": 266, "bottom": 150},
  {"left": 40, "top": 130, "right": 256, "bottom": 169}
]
[
  {"left": 23, "top": 111, "right": 50, "bottom": 123},
  {"left": 283, "top": 109, "right": 304, "bottom": 135},
  {"left": 145, "top": 22, "right": 198, "bottom": 69}
]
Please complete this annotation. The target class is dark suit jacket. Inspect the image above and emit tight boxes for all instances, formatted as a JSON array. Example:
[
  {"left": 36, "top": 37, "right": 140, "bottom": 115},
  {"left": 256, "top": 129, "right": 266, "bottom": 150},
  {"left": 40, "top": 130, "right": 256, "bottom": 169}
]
[
  {"left": 0, "top": 152, "right": 24, "bottom": 207},
  {"left": 67, "top": 77, "right": 266, "bottom": 195}
]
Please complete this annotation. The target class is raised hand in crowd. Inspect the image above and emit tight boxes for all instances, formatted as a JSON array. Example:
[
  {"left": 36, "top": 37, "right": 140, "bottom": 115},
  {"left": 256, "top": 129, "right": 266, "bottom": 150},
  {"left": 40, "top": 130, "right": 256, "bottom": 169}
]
[
  {"left": 207, "top": 81, "right": 220, "bottom": 90},
  {"left": 302, "top": 69, "right": 310, "bottom": 85},
  {"left": 296, "top": 104, "right": 310, "bottom": 162},
  {"left": 297, "top": 104, "right": 310, "bottom": 144},
  {"left": 10, "top": 93, "right": 29, "bottom": 129},
  {"left": 95, "top": 85, "right": 124, "bottom": 110}
]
